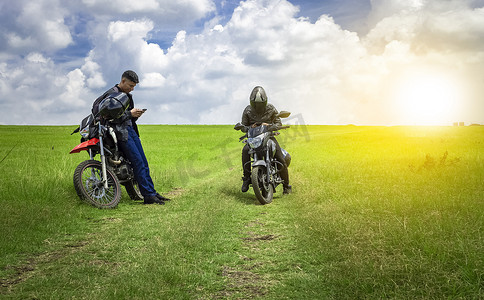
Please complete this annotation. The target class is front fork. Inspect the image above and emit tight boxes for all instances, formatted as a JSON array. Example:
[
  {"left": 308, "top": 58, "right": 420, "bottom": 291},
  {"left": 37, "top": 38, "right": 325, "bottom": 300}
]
[
  {"left": 95, "top": 122, "right": 109, "bottom": 189},
  {"left": 100, "top": 137, "right": 108, "bottom": 189},
  {"left": 265, "top": 148, "right": 272, "bottom": 185},
  {"left": 251, "top": 148, "right": 273, "bottom": 186}
]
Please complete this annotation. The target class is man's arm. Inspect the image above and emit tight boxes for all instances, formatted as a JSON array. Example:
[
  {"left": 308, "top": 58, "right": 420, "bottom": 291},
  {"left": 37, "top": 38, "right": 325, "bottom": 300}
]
[{"left": 241, "top": 106, "right": 251, "bottom": 132}]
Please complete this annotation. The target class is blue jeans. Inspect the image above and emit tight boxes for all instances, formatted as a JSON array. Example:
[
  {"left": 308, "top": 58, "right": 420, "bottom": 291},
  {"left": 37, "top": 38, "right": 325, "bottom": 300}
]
[{"left": 118, "top": 126, "right": 156, "bottom": 198}]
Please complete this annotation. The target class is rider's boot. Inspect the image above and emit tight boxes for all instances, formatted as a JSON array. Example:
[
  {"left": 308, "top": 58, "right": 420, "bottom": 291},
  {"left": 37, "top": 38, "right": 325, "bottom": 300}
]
[
  {"left": 144, "top": 195, "right": 165, "bottom": 205},
  {"left": 241, "top": 177, "right": 250, "bottom": 193},
  {"left": 283, "top": 185, "right": 292, "bottom": 194},
  {"left": 156, "top": 193, "right": 171, "bottom": 201}
]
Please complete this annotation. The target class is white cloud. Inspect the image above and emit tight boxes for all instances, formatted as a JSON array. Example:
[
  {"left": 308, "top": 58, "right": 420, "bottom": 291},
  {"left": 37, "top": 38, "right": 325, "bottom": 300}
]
[
  {"left": 83, "top": 0, "right": 160, "bottom": 13},
  {"left": 81, "top": 0, "right": 215, "bottom": 25},
  {"left": 81, "top": 54, "right": 107, "bottom": 89},
  {"left": 0, "top": 51, "right": 95, "bottom": 125},
  {"left": 141, "top": 72, "right": 166, "bottom": 88},
  {"left": 133, "top": 0, "right": 367, "bottom": 125},
  {"left": 6, "top": 0, "right": 72, "bottom": 53},
  {"left": 26, "top": 53, "right": 50, "bottom": 64},
  {"left": 365, "top": 1, "right": 484, "bottom": 54},
  {"left": 1, "top": 0, "right": 484, "bottom": 125},
  {"left": 59, "top": 69, "right": 87, "bottom": 106},
  {"left": 108, "top": 19, "right": 155, "bottom": 42}
]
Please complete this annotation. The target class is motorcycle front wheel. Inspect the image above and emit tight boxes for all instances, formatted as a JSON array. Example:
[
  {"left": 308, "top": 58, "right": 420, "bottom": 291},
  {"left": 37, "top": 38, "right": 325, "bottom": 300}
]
[
  {"left": 251, "top": 165, "right": 273, "bottom": 205},
  {"left": 73, "top": 160, "right": 121, "bottom": 209}
]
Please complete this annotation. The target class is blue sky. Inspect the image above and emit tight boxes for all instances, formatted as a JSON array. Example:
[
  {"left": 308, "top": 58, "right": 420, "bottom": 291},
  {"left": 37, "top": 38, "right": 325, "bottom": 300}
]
[{"left": 1, "top": 0, "right": 484, "bottom": 125}]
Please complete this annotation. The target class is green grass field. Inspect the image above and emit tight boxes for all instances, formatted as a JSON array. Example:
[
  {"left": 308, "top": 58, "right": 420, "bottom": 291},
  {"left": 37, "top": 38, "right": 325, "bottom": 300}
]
[{"left": 0, "top": 124, "right": 482, "bottom": 299}]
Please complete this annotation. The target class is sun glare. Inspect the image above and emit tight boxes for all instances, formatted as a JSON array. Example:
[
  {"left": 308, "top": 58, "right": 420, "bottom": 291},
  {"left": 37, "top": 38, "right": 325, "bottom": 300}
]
[{"left": 394, "top": 70, "right": 460, "bottom": 125}]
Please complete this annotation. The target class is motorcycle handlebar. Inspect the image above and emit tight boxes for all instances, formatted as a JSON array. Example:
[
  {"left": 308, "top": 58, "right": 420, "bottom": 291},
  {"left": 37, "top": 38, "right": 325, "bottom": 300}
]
[
  {"left": 238, "top": 125, "right": 290, "bottom": 141},
  {"left": 275, "top": 125, "right": 290, "bottom": 130},
  {"left": 234, "top": 123, "right": 291, "bottom": 132}
]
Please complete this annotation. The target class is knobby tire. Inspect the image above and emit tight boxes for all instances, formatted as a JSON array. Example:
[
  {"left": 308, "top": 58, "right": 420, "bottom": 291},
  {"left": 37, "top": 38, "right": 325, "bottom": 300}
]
[
  {"left": 73, "top": 160, "right": 121, "bottom": 209},
  {"left": 251, "top": 165, "right": 273, "bottom": 205}
]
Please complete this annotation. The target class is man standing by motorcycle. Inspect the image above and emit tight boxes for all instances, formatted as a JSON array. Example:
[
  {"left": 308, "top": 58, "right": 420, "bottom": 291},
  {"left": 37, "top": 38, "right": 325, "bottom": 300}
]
[
  {"left": 93, "top": 70, "right": 170, "bottom": 205},
  {"left": 240, "top": 86, "right": 292, "bottom": 194}
]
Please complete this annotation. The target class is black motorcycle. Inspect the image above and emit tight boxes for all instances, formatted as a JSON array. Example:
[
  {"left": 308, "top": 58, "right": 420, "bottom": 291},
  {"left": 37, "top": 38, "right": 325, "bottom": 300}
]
[
  {"left": 234, "top": 111, "right": 291, "bottom": 205},
  {"left": 70, "top": 93, "right": 142, "bottom": 208}
]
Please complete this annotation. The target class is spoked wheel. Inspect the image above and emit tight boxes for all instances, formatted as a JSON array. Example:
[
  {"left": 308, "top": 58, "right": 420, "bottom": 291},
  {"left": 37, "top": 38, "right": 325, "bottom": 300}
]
[
  {"left": 124, "top": 180, "right": 143, "bottom": 200},
  {"left": 73, "top": 160, "right": 121, "bottom": 209},
  {"left": 251, "top": 166, "right": 273, "bottom": 205}
]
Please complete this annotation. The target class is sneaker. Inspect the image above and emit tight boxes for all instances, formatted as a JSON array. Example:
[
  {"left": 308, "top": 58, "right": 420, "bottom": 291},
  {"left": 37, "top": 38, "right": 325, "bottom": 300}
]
[
  {"left": 156, "top": 193, "right": 171, "bottom": 201},
  {"left": 241, "top": 178, "right": 250, "bottom": 193},
  {"left": 283, "top": 185, "right": 292, "bottom": 195},
  {"left": 144, "top": 195, "right": 165, "bottom": 205}
]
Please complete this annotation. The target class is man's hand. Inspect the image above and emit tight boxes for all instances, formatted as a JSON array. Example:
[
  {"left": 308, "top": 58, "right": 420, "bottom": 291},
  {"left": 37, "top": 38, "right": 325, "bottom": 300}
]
[{"left": 131, "top": 108, "right": 145, "bottom": 118}]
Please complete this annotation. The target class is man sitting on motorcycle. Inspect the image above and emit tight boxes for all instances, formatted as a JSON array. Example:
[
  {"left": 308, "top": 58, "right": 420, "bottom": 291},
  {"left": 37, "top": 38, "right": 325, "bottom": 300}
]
[
  {"left": 240, "top": 86, "right": 292, "bottom": 194},
  {"left": 93, "top": 70, "right": 170, "bottom": 205}
]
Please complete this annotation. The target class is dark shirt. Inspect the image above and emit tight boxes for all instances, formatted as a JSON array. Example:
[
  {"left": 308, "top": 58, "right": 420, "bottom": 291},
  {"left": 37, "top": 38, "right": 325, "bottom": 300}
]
[{"left": 241, "top": 103, "right": 282, "bottom": 132}]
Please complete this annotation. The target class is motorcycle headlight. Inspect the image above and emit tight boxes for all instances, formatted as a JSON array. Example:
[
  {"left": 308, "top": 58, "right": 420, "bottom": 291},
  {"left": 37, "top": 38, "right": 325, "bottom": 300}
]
[
  {"left": 80, "top": 128, "right": 90, "bottom": 139},
  {"left": 248, "top": 136, "right": 263, "bottom": 148}
]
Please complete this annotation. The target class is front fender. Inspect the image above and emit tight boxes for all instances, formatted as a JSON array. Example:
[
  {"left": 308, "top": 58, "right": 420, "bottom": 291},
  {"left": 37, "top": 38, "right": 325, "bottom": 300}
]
[
  {"left": 69, "top": 138, "right": 100, "bottom": 154},
  {"left": 252, "top": 160, "right": 267, "bottom": 167}
]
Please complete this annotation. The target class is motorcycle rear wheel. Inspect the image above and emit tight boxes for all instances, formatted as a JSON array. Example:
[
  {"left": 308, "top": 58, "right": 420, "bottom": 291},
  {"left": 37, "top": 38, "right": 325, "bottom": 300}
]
[
  {"left": 73, "top": 160, "right": 121, "bottom": 209},
  {"left": 251, "top": 165, "right": 273, "bottom": 205},
  {"left": 124, "top": 180, "right": 143, "bottom": 200}
]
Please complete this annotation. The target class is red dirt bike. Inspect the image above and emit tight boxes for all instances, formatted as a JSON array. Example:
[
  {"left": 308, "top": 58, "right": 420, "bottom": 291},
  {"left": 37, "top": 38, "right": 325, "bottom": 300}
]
[{"left": 70, "top": 93, "right": 142, "bottom": 208}]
